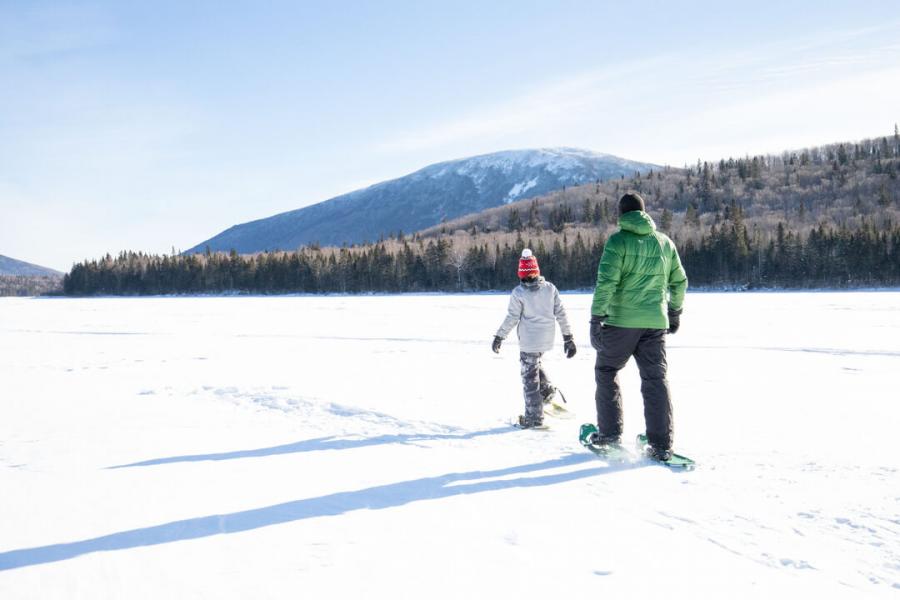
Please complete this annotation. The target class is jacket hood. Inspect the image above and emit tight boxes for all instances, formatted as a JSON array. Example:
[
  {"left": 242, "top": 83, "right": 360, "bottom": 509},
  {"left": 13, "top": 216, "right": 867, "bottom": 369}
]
[
  {"left": 619, "top": 210, "right": 656, "bottom": 236},
  {"left": 520, "top": 276, "right": 546, "bottom": 290}
]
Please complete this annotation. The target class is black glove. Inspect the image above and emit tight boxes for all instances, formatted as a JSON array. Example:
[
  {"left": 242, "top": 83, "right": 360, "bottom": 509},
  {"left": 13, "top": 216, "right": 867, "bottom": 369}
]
[
  {"left": 563, "top": 334, "right": 576, "bottom": 358},
  {"left": 589, "top": 315, "right": 607, "bottom": 351},
  {"left": 667, "top": 308, "right": 682, "bottom": 334},
  {"left": 492, "top": 336, "right": 503, "bottom": 353}
]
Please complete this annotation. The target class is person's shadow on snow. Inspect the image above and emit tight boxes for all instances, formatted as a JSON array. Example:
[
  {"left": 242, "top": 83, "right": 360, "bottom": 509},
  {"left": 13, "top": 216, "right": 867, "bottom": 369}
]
[
  {"left": 0, "top": 452, "right": 645, "bottom": 571},
  {"left": 105, "top": 427, "right": 515, "bottom": 469}
]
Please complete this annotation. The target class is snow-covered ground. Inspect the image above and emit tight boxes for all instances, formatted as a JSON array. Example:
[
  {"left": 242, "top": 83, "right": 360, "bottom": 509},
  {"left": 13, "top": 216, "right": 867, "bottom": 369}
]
[{"left": 0, "top": 292, "right": 898, "bottom": 598}]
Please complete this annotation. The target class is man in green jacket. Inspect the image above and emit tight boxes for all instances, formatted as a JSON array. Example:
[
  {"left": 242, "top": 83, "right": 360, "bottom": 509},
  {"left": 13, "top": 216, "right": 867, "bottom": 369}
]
[{"left": 589, "top": 192, "right": 688, "bottom": 460}]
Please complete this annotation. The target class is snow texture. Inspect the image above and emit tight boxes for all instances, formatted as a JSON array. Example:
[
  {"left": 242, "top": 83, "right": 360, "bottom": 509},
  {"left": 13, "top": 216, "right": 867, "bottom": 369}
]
[
  {"left": 448, "top": 148, "right": 615, "bottom": 175},
  {"left": 0, "top": 292, "right": 898, "bottom": 598},
  {"left": 505, "top": 177, "right": 539, "bottom": 203}
]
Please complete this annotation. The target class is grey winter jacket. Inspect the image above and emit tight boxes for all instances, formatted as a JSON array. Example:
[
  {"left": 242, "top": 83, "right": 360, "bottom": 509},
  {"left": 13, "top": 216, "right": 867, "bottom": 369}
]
[{"left": 495, "top": 278, "right": 573, "bottom": 353}]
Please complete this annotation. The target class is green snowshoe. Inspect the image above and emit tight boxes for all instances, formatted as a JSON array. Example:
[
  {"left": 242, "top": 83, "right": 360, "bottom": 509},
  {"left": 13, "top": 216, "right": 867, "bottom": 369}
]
[
  {"left": 579, "top": 423, "right": 631, "bottom": 462},
  {"left": 635, "top": 433, "right": 695, "bottom": 470}
]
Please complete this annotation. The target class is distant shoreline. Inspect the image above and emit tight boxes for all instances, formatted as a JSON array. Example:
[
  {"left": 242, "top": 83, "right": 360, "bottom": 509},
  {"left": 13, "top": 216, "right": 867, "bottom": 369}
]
[{"left": 10, "top": 286, "right": 900, "bottom": 300}]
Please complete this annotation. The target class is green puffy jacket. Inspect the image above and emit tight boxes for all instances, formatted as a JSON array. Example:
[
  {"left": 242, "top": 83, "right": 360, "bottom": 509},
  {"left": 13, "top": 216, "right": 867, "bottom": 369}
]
[{"left": 591, "top": 210, "right": 688, "bottom": 329}]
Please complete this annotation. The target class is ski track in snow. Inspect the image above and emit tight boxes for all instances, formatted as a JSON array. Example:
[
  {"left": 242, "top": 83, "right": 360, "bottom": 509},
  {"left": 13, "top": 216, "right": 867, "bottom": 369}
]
[
  {"left": 680, "top": 344, "right": 900, "bottom": 358},
  {"left": 0, "top": 292, "right": 898, "bottom": 598}
]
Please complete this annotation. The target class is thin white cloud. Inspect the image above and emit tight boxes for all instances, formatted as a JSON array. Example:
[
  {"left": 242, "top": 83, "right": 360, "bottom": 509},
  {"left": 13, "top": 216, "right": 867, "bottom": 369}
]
[
  {"left": 373, "top": 21, "right": 900, "bottom": 163},
  {"left": 674, "top": 65, "right": 900, "bottom": 158},
  {"left": 373, "top": 56, "right": 672, "bottom": 154}
]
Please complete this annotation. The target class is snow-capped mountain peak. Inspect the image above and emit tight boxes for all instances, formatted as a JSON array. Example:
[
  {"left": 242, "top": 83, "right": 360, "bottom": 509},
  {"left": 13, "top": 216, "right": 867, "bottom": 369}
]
[{"left": 186, "top": 148, "right": 657, "bottom": 254}]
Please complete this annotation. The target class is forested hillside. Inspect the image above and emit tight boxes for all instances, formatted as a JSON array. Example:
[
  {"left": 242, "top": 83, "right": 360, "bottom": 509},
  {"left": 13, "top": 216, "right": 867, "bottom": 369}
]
[
  {"left": 422, "top": 129, "right": 900, "bottom": 241},
  {"left": 64, "top": 130, "right": 900, "bottom": 295},
  {"left": 0, "top": 276, "right": 63, "bottom": 297}
]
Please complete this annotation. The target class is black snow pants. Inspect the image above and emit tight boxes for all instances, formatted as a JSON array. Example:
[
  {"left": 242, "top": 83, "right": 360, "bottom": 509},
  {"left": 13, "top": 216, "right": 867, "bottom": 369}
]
[{"left": 591, "top": 325, "right": 673, "bottom": 450}]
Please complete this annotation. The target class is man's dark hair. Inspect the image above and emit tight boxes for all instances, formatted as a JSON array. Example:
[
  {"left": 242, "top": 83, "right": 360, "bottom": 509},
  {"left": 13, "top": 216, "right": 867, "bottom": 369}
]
[{"left": 619, "top": 192, "right": 646, "bottom": 215}]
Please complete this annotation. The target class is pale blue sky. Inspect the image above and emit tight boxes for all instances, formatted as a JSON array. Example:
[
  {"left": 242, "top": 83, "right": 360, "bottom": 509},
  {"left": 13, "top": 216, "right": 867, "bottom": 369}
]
[{"left": 2, "top": 1, "right": 899, "bottom": 270}]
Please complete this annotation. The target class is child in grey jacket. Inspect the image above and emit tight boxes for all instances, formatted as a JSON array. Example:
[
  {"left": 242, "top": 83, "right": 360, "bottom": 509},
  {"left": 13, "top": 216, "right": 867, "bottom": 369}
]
[{"left": 492, "top": 249, "right": 576, "bottom": 427}]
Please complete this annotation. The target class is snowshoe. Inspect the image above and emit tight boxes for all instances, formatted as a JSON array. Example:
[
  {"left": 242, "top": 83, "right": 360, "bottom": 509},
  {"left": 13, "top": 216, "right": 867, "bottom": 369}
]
[
  {"left": 542, "top": 402, "right": 573, "bottom": 420},
  {"left": 542, "top": 385, "right": 568, "bottom": 406},
  {"left": 579, "top": 423, "right": 630, "bottom": 462},
  {"left": 541, "top": 385, "right": 558, "bottom": 405},
  {"left": 635, "top": 433, "right": 695, "bottom": 470}
]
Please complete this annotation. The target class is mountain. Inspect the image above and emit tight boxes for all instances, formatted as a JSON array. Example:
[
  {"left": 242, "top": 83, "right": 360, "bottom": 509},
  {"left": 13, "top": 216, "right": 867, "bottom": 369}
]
[
  {"left": 186, "top": 148, "right": 657, "bottom": 254},
  {"left": 0, "top": 255, "right": 63, "bottom": 277}
]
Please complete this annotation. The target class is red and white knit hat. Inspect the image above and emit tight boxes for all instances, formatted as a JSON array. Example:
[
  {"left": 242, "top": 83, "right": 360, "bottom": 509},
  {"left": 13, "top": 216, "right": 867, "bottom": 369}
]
[{"left": 518, "top": 248, "right": 540, "bottom": 279}]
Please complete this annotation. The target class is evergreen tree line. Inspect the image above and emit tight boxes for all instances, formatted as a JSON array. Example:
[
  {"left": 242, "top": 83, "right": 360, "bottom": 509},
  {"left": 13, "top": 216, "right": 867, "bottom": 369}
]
[{"left": 64, "top": 217, "right": 900, "bottom": 295}]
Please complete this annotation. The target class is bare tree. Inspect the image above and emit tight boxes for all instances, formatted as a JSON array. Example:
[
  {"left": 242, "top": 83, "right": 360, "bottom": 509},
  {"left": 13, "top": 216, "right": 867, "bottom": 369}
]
[{"left": 446, "top": 248, "right": 466, "bottom": 290}]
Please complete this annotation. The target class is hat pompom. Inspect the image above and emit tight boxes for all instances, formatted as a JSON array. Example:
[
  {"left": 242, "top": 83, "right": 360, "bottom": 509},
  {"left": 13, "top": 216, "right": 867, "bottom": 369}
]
[{"left": 521, "top": 248, "right": 533, "bottom": 258}]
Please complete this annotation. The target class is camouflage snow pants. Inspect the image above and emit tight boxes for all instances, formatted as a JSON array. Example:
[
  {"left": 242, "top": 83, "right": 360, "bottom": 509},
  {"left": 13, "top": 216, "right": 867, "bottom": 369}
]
[{"left": 520, "top": 352, "right": 552, "bottom": 424}]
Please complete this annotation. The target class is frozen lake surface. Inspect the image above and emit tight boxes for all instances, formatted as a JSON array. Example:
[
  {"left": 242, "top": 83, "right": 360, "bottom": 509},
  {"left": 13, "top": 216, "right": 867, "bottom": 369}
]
[{"left": 1, "top": 292, "right": 898, "bottom": 598}]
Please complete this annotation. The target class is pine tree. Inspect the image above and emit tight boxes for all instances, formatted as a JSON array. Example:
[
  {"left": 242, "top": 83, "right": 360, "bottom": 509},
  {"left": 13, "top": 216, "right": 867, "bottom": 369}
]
[
  {"left": 527, "top": 200, "right": 539, "bottom": 229},
  {"left": 685, "top": 203, "right": 700, "bottom": 227},
  {"left": 660, "top": 208, "right": 673, "bottom": 232},
  {"left": 837, "top": 144, "right": 849, "bottom": 166},
  {"left": 894, "top": 123, "right": 899, "bottom": 156},
  {"left": 507, "top": 209, "right": 523, "bottom": 232}
]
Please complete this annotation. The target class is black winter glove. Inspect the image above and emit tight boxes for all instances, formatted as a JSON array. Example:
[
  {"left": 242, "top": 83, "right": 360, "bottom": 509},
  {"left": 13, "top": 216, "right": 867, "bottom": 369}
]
[
  {"left": 492, "top": 336, "right": 503, "bottom": 353},
  {"left": 563, "top": 334, "right": 576, "bottom": 358},
  {"left": 589, "top": 315, "right": 607, "bottom": 351},
  {"left": 667, "top": 308, "right": 682, "bottom": 334}
]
